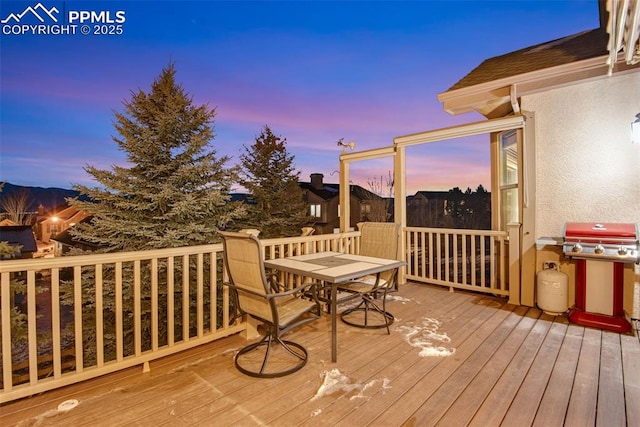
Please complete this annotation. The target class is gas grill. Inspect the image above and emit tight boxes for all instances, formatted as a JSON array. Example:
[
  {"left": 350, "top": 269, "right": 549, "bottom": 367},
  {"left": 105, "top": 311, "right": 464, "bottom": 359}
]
[
  {"left": 562, "top": 222, "right": 638, "bottom": 333},
  {"left": 562, "top": 222, "right": 639, "bottom": 263}
]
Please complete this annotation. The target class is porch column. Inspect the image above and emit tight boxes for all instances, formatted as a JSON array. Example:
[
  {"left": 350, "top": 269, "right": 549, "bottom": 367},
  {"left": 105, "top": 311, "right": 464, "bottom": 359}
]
[
  {"left": 394, "top": 145, "right": 407, "bottom": 284},
  {"left": 508, "top": 222, "right": 521, "bottom": 305},
  {"left": 339, "top": 156, "right": 350, "bottom": 232}
]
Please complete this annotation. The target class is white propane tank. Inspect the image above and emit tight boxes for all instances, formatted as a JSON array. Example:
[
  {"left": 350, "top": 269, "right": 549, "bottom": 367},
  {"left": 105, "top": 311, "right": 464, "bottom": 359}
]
[{"left": 536, "top": 263, "right": 569, "bottom": 315}]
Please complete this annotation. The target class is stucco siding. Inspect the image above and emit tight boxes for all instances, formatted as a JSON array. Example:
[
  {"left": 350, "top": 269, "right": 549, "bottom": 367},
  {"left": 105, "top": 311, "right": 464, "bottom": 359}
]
[{"left": 522, "top": 72, "right": 640, "bottom": 238}]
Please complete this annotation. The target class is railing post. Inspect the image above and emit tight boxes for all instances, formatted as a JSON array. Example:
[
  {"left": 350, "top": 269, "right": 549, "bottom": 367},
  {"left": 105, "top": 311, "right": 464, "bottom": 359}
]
[
  {"left": 241, "top": 317, "right": 261, "bottom": 340},
  {"left": 507, "top": 222, "right": 521, "bottom": 305}
]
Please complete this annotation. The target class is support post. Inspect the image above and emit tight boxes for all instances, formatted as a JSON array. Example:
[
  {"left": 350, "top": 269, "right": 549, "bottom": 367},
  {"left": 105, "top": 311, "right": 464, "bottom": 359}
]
[{"left": 508, "top": 222, "right": 521, "bottom": 305}]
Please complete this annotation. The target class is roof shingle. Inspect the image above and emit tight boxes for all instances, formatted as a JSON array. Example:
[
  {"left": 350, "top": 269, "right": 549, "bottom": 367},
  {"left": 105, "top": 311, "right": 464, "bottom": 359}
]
[{"left": 447, "top": 28, "right": 608, "bottom": 92}]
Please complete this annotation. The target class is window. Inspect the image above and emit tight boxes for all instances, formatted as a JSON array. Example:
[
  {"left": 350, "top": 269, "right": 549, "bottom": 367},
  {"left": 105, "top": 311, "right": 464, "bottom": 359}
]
[
  {"left": 310, "top": 204, "right": 321, "bottom": 218},
  {"left": 499, "top": 129, "right": 519, "bottom": 228}
]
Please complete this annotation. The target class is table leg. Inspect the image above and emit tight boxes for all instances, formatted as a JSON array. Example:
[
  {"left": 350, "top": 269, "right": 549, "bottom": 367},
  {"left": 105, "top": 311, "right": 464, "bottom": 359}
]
[{"left": 331, "top": 282, "right": 337, "bottom": 363}]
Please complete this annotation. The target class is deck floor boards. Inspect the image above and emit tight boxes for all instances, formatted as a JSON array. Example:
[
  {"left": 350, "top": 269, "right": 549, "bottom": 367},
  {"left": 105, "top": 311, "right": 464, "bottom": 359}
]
[
  {"left": 436, "top": 307, "right": 543, "bottom": 426},
  {"left": 597, "top": 331, "right": 626, "bottom": 427},
  {"left": 1, "top": 282, "right": 638, "bottom": 427}
]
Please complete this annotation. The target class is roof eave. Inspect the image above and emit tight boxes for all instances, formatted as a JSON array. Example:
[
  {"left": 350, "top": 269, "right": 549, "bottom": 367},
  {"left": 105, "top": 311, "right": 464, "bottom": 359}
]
[{"left": 438, "top": 54, "right": 639, "bottom": 118}]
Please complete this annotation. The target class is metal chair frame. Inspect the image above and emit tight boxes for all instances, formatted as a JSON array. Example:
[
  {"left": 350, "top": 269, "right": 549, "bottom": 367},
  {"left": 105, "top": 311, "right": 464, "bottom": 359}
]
[
  {"left": 337, "top": 222, "right": 401, "bottom": 334},
  {"left": 220, "top": 231, "right": 321, "bottom": 378}
]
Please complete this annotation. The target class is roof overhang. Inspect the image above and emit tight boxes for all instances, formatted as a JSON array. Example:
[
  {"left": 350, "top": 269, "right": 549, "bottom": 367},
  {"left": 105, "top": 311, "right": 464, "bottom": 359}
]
[
  {"left": 438, "top": 0, "right": 640, "bottom": 119},
  {"left": 438, "top": 56, "right": 640, "bottom": 118}
]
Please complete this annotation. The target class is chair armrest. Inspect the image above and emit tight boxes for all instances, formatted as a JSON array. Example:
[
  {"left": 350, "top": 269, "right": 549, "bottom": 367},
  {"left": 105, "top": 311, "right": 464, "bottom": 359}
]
[{"left": 268, "top": 281, "right": 319, "bottom": 299}]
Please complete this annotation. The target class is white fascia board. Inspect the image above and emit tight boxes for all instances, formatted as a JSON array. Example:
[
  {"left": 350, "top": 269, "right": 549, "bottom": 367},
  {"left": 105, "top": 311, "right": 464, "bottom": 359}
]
[{"left": 437, "top": 56, "right": 610, "bottom": 116}]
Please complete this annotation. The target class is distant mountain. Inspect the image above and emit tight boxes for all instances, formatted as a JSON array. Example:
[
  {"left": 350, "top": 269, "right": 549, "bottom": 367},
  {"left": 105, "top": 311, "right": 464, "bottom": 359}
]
[{"left": 0, "top": 182, "right": 81, "bottom": 213}]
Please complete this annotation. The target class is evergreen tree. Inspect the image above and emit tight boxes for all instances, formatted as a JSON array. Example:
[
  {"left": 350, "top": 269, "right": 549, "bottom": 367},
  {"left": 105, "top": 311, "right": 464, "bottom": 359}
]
[
  {"left": 60, "top": 64, "right": 245, "bottom": 361},
  {"left": 69, "top": 63, "right": 244, "bottom": 251},
  {"left": 238, "top": 125, "right": 309, "bottom": 238}
]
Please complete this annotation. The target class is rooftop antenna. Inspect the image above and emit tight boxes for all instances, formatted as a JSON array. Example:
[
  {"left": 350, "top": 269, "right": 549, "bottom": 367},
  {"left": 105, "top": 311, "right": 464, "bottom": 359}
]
[{"left": 337, "top": 138, "right": 356, "bottom": 154}]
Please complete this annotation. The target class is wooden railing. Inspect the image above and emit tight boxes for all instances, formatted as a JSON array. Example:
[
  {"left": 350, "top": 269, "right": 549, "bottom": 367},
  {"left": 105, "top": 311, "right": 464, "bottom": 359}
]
[
  {"left": 0, "top": 226, "right": 512, "bottom": 403},
  {"left": 0, "top": 231, "right": 360, "bottom": 403},
  {"left": 404, "top": 227, "right": 510, "bottom": 296}
]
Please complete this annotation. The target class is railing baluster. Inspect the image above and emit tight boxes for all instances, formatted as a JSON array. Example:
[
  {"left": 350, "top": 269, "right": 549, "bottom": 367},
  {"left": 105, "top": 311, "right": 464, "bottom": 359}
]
[
  {"left": 167, "top": 256, "right": 175, "bottom": 346},
  {"left": 115, "top": 262, "right": 123, "bottom": 362},
  {"left": 500, "top": 238, "right": 506, "bottom": 291},
  {"left": 480, "top": 235, "right": 486, "bottom": 288},
  {"left": 133, "top": 260, "right": 141, "bottom": 356},
  {"left": 96, "top": 264, "right": 104, "bottom": 366},
  {"left": 182, "top": 255, "right": 189, "bottom": 342},
  {"left": 27, "top": 271, "right": 37, "bottom": 385},
  {"left": 73, "top": 266, "right": 83, "bottom": 372},
  {"left": 444, "top": 234, "right": 450, "bottom": 283},
  {"left": 419, "top": 231, "right": 425, "bottom": 280},
  {"left": 436, "top": 232, "right": 442, "bottom": 281},
  {"left": 1, "top": 273, "right": 12, "bottom": 392},
  {"left": 222, "top": 254, "right": 230, "bottom": 329},
  {"left": 428, "top": 231, "right": 434, "bottom": 280},
  {"left": 197, "top": 253, "right": 204, "bottom": 338},
  {"left": 209, "top": 252, "right": 216, "bottom": 331},
  {"left": 462, "top": 234, "right": 468, "bottom": 285},
  {"left": 490, "top": 236, "right": 496, "bottom": 289},
  {"left": 471, "top": 236, "right": 477, "bottom": 287},
  {"left": 453, "top": 233, "right": 458, "bottom": 284},
  {"left": 51, "top": 268, "right": 62, "bottom": 378},
  {"left": 150, "top": 258, "right": 158, "bottom": 351}
]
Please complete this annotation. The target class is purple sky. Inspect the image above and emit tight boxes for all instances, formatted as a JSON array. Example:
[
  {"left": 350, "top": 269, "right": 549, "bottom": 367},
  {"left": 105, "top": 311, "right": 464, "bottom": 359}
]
[{"left": 1, "top": 0, "right": 599, "bottom": 195}]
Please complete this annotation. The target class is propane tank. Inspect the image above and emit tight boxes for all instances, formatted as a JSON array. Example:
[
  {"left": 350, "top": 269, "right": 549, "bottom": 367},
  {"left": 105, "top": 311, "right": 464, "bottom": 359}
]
[{"left": 536, "top": 262, "right": 569, "bottom": 315}]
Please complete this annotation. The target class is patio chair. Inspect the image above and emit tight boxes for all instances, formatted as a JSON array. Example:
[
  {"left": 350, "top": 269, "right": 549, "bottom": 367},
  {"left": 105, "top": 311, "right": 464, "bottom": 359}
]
[
  {"left": 220, "top": 231, "right": 322, "bottom": 378},
  {"left": 337, "top": 222, "right": 401, "bottom": 334}
]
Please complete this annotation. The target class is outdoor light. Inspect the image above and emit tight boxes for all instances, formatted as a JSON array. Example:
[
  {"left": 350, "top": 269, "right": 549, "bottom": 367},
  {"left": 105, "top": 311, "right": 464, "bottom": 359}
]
[
  {"left": 337, "top": 138, "right": 356, "bottom": 153},
  {"left": 632, "top": 113, "right": 640, "bottom": 143}
]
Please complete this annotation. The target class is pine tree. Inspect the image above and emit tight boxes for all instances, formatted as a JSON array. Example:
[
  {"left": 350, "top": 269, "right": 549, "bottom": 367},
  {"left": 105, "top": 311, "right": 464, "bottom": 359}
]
[
  {"left": 238, "top": 125, "right": 309, "bottom": 238},
  {"left": 61, "top": 64, "right": 245, "bottom": 360},
  {"left": 69, "top": 63, "right": 244, "bottom": 251}
]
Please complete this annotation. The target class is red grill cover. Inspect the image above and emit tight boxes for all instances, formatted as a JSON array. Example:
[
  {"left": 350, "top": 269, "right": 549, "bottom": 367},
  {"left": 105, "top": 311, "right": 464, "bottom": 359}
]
[{"left": 564, "top": 222, "right": 637, "bottom": 240}]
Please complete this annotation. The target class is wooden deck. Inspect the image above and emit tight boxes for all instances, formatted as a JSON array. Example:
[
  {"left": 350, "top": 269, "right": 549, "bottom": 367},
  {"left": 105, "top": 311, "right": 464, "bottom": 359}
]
[{"left": 1, "top": 282, "right": 639, "bottom": 426}]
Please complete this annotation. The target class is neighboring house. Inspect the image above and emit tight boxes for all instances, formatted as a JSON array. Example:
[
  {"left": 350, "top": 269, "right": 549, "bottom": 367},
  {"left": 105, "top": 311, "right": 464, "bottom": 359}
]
[
  {"left": 50, "top": 216, "right": 99, "bottom": 255},
  {"left": 406, "top": 189, "right": 492, "bottom": 229},
  {"left": 36, "top": 205, "right": 90, "bottom": 243},
  {"left": 0, "top": 225, "right": 37, "bottom": 259},
  {"left": 299, "top": 173, "right": 386, "bottom": 234},
  {"left": 436, "top": 0, "right": 640, "bottom": 312},
  {"left": 406, "top": 191, "right": 449, "bottom": 228}
]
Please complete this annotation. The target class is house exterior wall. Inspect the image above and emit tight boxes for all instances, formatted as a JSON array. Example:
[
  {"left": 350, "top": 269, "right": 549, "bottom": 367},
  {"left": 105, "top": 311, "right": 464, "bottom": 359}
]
[
  {"left": 522, "top": 72, "right": 640, "bottom": 237},
  {"left": 521, "top": 71, "right": 640, "bottom": 316},
  {"left": 37, "top": 206, "right": 90, "bottom": 243},
  {"left": 303, "top": 190, "right": 363, "bottom": 234}
]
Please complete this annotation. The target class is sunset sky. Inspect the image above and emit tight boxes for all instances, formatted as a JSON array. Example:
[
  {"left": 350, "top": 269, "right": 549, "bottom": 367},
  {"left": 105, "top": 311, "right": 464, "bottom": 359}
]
[{"left": 1, "top": 0, "right": 599, "bottom": 195}]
